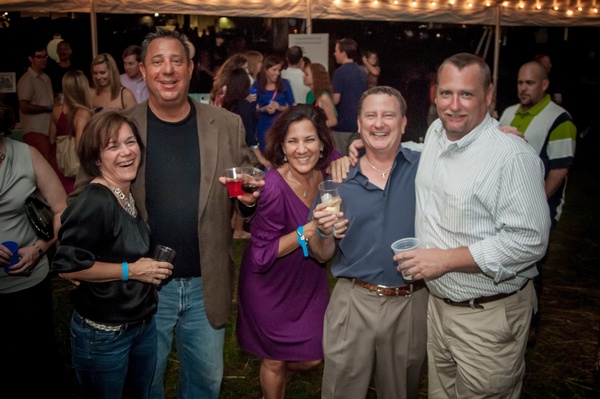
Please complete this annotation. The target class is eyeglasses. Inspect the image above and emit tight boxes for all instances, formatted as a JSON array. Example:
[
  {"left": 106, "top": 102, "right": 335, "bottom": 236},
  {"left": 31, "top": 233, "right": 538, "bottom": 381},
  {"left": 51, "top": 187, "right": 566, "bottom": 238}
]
[{"left": 34, "top": 55, "right": 48, "bottom": 59}]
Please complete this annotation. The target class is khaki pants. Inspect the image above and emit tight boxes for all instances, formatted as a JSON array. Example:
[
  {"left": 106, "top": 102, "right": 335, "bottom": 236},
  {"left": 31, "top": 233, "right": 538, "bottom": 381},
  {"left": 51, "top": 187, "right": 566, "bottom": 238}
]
[
  {"left": 427, "top": 281, "right": 535, "bottom": 399},
  {"left": 321, "top": 278, "right": 428, "bottom": 399}
]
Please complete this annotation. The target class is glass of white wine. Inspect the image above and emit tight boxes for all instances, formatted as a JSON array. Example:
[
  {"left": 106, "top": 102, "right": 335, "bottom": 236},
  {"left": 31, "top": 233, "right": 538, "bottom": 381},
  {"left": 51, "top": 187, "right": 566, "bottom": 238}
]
[{"left": 318, "top": 180, "right": 342, "bottom": 235}]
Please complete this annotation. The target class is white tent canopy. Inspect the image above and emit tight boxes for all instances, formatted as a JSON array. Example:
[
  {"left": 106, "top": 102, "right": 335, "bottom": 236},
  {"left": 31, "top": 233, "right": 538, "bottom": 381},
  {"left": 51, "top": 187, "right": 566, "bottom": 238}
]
[{"left": 1, "top": 0, "right": 599, "bottom": 27}]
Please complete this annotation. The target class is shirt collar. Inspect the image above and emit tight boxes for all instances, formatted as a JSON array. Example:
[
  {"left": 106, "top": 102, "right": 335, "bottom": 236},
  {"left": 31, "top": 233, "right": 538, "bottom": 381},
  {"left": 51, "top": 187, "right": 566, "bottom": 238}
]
[
  {"left": 433, "top": 113, "right": 497, "bottom": 151},
  {"left": 516, "top": 94, "right": 551, "bottom": 117},
  {"left": 347, "top": 145, "right": 419, "bottom": 181}
]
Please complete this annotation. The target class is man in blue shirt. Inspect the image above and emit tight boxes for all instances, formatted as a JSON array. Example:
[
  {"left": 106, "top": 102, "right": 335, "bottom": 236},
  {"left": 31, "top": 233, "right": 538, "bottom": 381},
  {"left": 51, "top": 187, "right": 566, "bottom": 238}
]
[
  {"left": 331, "top": 38, "right": 368, "bottom": 156},
  {"left": 310, "top": 86, "right": 427, "bottom": 399}
]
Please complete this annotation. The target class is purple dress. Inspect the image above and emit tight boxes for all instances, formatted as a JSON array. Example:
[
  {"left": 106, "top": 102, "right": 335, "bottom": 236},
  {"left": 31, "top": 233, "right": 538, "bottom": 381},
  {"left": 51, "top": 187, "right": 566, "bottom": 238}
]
[{"left": 236, "top": 169, "right": 330, "bottom": 361}]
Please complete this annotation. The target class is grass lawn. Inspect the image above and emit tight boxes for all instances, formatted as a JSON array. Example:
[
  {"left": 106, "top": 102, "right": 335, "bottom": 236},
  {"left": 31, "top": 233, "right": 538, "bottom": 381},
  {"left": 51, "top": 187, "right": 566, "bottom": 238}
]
[{"left": 52, "top": 132, "right": 600, "bottom": 398}]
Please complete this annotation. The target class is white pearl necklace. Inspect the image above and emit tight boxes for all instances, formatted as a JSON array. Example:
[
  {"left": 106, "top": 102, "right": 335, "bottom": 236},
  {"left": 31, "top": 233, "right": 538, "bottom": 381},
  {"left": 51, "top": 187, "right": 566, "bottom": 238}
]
[{"left": 109, "top": 186, "right": 137, "bottom": 217}]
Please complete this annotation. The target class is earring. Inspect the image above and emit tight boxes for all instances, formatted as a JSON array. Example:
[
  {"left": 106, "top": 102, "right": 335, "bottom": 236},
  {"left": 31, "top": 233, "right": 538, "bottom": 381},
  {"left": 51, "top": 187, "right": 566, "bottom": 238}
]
[
  {"left": 283, "top": 155, "right": 288, "bottom": 162},
  {"left": 319, "top": 151, "right": 324, "bottom": 159}
]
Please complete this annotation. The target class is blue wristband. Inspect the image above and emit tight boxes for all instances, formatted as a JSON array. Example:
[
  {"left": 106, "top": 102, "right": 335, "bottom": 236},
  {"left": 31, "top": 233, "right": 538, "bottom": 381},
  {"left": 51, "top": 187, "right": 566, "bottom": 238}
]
[
  {"left": 122, "top": 262, "right": 129, "bottom": 281},
  {"left": 296, "top": 226, "right": 309, "bottom": 257},
  {"left": 316, "top": 227, "right": 332, "bottom": 239}
]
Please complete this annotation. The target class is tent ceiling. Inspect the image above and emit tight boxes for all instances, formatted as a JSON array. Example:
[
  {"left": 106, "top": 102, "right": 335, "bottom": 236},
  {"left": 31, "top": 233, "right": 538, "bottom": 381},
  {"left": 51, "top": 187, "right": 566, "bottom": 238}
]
[{"left": 1, "top": 0, "right": 599, "bottom": 27}]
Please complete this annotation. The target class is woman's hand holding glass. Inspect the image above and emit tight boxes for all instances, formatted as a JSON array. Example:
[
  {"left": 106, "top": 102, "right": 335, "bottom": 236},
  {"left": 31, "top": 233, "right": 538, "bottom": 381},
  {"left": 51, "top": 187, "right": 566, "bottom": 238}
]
[
  {"left": 312, "top": 201, "right": 348, "bottom": 239},
  {"left": 129, "top": 257, "right": 173, "bottom": 285}
]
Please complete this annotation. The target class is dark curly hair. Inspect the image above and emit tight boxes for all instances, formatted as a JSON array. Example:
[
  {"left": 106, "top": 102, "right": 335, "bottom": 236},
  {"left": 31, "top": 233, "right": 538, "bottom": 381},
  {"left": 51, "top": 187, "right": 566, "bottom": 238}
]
[{"left": 264, "top": 104, "right": 334, "bottom": 170}]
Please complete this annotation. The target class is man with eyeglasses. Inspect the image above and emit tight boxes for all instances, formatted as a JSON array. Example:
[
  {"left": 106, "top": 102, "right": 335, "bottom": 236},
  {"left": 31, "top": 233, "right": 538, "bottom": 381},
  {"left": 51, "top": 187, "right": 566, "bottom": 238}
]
[{"left": 17, "top": 43, "right": 54, "bottom": 163}]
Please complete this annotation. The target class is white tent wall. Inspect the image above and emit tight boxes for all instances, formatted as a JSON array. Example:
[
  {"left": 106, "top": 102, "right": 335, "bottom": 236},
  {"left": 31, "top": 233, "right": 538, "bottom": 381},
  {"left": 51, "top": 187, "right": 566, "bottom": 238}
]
[{"left": 1, "top": 0, "right": 599, "bottom": 27}]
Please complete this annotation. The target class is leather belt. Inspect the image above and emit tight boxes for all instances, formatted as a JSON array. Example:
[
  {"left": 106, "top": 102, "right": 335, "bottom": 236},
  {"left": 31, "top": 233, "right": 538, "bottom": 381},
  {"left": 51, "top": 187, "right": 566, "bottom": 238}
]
[
  {"left": 346, "top": 277, "right": 426, "bottom": 297},
  {"left": 440, "top": 281, "right": 529, "bottom": 309}
]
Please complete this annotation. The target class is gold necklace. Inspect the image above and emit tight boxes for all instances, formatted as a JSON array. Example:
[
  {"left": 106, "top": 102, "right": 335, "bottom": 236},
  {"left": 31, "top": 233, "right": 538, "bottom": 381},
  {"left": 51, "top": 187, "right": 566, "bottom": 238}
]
[{"left": 364, "top": 158, "right": 392, "bottom": 179}]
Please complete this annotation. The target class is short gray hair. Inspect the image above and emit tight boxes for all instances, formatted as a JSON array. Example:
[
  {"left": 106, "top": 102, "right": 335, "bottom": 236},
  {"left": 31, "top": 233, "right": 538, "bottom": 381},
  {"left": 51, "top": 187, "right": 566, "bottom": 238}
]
[{"left": 357, "top": 86, "right": 407, "bottom": 116}]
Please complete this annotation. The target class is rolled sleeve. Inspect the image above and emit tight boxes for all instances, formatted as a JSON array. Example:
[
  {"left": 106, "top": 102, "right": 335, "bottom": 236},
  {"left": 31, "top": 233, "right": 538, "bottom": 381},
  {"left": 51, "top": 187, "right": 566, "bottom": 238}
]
[{"left": 469, "top": 152, "right": 551, "bottom": 282}]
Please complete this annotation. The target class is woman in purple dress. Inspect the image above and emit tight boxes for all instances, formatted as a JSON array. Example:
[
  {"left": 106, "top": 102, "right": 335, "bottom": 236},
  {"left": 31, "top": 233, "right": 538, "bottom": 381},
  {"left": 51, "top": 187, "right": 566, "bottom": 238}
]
[{"left": 236, "top": 104, "right": 342, "bottom": 399}]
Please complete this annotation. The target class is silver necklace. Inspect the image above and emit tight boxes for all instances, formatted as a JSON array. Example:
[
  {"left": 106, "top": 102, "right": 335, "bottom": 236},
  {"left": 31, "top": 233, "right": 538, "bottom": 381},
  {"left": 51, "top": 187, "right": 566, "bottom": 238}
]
[
  {"left": 109, "top": 185, "right": 137, "bottom": 217},
  {"left": 364, "top": 158, "right": 392, "bottom": 179}
]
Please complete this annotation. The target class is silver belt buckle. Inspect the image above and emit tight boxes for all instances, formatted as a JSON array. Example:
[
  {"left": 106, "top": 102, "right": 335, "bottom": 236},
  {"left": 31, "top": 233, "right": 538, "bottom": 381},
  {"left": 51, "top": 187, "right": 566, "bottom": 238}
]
[{"left": 376, "top": 284, "right": 413, "bottom": 297}]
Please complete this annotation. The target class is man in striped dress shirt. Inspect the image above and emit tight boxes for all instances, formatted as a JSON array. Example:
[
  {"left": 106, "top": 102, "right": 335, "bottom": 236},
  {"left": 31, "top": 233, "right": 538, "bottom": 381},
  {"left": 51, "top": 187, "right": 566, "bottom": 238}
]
[
  {"left": 498, "top": 60, "right": 576, "bottom": 345},
  {"left": 396, "top": 53, "right": 551, "bottom": 398}
]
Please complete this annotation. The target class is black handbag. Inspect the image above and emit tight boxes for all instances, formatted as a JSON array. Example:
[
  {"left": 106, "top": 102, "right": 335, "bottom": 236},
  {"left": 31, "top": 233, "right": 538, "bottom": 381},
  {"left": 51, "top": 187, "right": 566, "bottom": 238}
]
[{"left": 24, "top": 192, "right": 54, "bottom": 241}]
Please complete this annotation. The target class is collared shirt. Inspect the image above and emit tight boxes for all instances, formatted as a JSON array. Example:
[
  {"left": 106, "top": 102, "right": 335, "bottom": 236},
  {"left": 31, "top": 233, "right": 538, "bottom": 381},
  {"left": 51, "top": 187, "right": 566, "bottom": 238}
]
[
  {"left": 416, "top": 114, "right": 551, "bottom": 301},
  {"left": 120, "top": 73, "right": 148, "bottom": 103},
  {"left": 499, "top": 94, "right": 576, "bottom": 223},
  {"left": 16, "top": 67, "right": 53, "bottom": 135},
  {"left": 329, "top": 147, "right": 420, "bottom": 286},
  {"left": 332, "top": 62, "right": 368, "bottom": 133}
]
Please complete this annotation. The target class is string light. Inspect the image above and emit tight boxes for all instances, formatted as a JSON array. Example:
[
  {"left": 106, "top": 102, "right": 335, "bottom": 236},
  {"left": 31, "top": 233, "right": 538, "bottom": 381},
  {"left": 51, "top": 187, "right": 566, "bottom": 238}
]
[{"left": 321, "top": 0, "right": 600, "bottom": 17}]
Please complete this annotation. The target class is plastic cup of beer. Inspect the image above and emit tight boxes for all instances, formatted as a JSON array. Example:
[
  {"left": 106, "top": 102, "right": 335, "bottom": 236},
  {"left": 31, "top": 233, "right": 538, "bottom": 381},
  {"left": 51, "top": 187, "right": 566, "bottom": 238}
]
[{"left": 391, "top": 237, "right": 420, "bottom": 281}]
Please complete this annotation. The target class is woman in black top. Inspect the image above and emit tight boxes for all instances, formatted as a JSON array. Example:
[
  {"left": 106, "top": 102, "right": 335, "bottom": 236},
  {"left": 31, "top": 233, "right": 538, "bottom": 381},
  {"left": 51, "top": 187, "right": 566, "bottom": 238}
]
[{"left": 52, "top": 111, "right": 173, "bottom": 399}]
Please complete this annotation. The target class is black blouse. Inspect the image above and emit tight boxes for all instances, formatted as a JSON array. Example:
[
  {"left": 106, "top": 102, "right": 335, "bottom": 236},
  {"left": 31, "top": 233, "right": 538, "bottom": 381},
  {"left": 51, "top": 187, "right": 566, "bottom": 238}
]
[{"left": 52, "top": 184, "right": 156, "bottom": 323}]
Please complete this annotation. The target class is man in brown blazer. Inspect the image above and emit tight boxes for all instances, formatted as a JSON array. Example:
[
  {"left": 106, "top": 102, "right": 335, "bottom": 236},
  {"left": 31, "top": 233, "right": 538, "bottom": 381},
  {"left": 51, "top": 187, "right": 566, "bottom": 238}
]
[
  {"left": 136, "top": 29, "right": 257, "bottom": 399},
  {"left": 73, "top": 28, "right": 257, "bottom": 399}
]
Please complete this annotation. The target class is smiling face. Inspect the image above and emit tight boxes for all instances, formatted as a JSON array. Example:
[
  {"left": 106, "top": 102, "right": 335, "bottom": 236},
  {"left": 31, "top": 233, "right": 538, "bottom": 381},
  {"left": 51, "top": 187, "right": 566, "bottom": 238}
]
[
  {"left": 123, "top": 54, "right": 141, "bottom": 79},
  {"left": 357, "top": 93, "right": 406, "bottom": 156},
  {"left": 282, "top": 119, "right": 323, "bottom": 175},
  {"left": 435, "top": 63, "right": 492, "bottom": 141},
  {"left": 97, "top": 122, "right": 141, "bottom": 189},
  {"left": 140, "top": 37, "right": 193, "bottom": 108},
  {"left": 92, "top": 62, "right": 111, "bottom": 88},
  {"left": 266, "top": 63, "right": 282, "bottom": 84}
]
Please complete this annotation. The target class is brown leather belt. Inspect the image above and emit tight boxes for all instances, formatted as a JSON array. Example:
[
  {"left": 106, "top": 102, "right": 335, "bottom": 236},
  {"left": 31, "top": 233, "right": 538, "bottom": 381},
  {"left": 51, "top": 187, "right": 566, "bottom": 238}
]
[
  {"left": 346, "top": 277, "right": 426, "bottom": 297},
  {"left": 440, "top": 281, "right": 529, "bottom": 309}
]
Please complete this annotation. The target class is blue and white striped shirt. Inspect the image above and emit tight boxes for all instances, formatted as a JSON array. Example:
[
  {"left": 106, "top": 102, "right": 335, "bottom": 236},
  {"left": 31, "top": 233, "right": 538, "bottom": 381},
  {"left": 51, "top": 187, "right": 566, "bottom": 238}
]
[{"left": 416, "top": 114, "right": 551, "bottom": 301}]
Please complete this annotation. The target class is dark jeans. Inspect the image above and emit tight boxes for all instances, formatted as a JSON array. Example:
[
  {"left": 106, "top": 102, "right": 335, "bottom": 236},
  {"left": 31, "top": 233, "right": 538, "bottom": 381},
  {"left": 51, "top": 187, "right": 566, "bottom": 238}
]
[{"left": 0, "top": 275, "right": 71, "bottom": 398}]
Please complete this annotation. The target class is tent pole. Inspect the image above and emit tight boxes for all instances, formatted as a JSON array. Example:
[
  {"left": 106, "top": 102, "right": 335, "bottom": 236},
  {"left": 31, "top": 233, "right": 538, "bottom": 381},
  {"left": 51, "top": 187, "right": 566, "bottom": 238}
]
[
  {"left": 307, "top": 0, "right": 313, "bottom": 34},
  {"left": 90, "top": 0, "right": 98, "bottom": 57},
  {"left": 492, "top": 3, "right": 501, "bottom": 113}
]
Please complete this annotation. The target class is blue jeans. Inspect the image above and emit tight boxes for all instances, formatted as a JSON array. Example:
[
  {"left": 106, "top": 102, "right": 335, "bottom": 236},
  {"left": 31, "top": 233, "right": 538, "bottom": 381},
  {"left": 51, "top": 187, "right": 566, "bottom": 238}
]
[
  {"left": 150, "top": 277, "right": 225, "bottom": 399},
  {"left": 70, "top": 311, "right": 157, "bottom": 399}
]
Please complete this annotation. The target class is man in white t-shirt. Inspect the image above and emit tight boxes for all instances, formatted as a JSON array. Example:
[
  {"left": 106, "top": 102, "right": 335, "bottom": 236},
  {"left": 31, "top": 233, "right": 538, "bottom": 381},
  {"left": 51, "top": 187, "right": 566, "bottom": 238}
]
[{"left": 281, "top": 46, "right": 309, "bottom": 104}]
